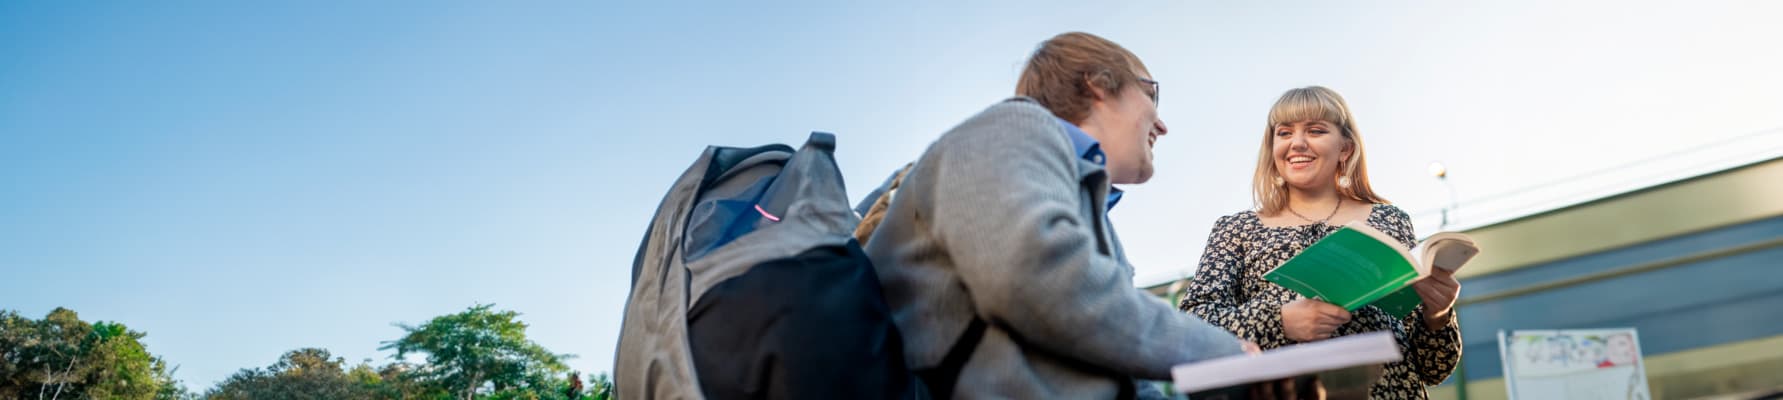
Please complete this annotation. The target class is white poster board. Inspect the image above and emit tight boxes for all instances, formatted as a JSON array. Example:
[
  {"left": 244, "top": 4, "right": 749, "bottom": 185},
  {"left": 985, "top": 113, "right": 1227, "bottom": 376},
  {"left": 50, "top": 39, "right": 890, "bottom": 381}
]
[{"left": 1498, "top": 328, "right": 1651, "bottom": 400}]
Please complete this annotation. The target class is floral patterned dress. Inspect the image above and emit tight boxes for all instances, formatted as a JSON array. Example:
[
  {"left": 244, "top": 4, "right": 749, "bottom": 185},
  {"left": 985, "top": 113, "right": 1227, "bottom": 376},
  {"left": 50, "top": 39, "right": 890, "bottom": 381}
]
[{"left": 1178, "top": 204, "right": 1461, "bottom": 399}]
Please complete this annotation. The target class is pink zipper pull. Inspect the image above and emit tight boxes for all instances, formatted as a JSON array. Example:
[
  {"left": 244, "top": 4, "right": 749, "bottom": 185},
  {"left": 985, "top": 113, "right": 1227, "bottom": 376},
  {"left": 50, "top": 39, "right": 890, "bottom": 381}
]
[{"left": 755, "top": 204, "right": 781, "bottom": 222}]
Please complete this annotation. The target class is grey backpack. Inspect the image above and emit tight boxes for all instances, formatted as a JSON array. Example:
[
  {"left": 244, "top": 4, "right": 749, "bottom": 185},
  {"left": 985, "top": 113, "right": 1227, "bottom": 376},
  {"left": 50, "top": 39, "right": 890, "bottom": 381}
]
[{"left": 615, "top": 133, "right": 927, "bottom": 399}]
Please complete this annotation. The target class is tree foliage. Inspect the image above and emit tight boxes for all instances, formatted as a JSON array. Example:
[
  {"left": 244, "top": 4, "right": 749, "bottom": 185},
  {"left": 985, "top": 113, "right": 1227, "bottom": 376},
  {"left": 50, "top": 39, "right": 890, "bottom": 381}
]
[
  {"left": 379, "top": 304, "right": 572, "bottom": 400},
  {"left": 584, "top": 372, "right": 611, "bottom": 400},
  {"left": 204, "top": 348, "right": 384, "bottom": 400},
  {"left": 0, "top": 308, "right": 184, "bottom": 400},
  {"left": 2, "top": 305, "right": 608, "bottom": 400}
]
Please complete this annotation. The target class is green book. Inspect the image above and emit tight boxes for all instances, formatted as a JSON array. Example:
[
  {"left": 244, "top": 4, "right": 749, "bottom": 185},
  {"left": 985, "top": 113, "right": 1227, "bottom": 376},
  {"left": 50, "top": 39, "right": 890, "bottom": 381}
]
[{"left": 1263, "top": 221, "right": 1480, "bottom": 319}]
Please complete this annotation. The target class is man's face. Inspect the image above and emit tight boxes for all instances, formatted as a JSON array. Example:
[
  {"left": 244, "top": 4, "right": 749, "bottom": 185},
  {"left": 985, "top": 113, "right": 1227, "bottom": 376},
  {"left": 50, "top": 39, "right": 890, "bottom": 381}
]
[{"left": 1097, "top": 72, "right": 1167, "bottom": 184}]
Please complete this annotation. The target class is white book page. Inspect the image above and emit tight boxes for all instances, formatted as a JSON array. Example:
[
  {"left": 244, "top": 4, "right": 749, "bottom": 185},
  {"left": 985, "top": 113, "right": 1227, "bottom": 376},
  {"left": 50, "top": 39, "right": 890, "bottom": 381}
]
[
  {"left": 1415, "top": 232, "right": 1479, "bottom": 272},
  {"left": 1172, "top": 332, "right": 1402, "bottom": 393}
]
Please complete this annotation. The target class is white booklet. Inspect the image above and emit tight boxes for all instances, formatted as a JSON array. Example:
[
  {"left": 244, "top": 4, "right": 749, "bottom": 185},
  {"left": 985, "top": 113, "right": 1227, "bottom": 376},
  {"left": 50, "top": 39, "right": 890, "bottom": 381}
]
[{"left": 1172, "top": 331, "right": 1402, "bottom": 394}]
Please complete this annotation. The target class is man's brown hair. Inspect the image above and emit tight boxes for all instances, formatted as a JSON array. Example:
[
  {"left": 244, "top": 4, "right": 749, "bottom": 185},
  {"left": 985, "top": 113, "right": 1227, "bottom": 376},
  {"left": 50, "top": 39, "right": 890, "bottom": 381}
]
[{"left": 1015, "top": 32, "right": 1150, "bottom": 124}]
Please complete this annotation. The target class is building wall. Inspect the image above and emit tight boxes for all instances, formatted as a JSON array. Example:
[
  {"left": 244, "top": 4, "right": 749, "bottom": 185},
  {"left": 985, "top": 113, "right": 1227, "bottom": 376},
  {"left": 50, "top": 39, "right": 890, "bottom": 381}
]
[{"left": 1431, "top": 158, "right": 1783, "bottom": 400}]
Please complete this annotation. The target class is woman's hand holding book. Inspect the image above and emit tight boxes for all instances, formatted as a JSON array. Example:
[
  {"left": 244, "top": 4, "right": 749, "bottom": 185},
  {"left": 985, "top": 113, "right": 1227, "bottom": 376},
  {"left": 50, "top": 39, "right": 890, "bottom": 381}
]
[
  {"left": 1413, "top": 268, "right": 1461, "bottom": 330},
  {"left": 1283, "top": 298, "right": 1352, "bottom": 342}
]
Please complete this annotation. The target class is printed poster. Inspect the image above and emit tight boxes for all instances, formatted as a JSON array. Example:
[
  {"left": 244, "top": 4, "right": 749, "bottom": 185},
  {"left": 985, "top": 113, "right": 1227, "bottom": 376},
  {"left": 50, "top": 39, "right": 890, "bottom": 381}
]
[{"left": 1498, "top": 328, "right": 1651, "bottom": 400}]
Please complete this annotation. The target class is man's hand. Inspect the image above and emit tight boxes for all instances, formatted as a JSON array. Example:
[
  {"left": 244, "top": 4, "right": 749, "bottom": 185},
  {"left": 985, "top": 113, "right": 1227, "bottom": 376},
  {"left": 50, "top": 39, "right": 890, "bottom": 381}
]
[
  {"left": 1282, "top": 298, "right": 1350, "bottom": 342},
  {"left": 1240, "top": 340, "right": 1262, "bottom": 355}
]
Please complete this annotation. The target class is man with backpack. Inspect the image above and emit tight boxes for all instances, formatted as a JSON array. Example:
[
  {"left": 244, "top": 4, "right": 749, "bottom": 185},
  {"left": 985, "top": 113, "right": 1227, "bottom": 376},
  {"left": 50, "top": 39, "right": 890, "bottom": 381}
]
[{"left": 857, "top": 32, "right": 1253, "bottom": 399}]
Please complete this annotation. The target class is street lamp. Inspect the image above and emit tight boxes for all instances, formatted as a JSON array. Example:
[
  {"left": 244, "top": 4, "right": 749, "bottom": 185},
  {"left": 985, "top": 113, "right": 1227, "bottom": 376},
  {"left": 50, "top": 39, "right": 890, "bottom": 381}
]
[{"left": 1429, "top": 162, "right": 1457, "bottom": 229}]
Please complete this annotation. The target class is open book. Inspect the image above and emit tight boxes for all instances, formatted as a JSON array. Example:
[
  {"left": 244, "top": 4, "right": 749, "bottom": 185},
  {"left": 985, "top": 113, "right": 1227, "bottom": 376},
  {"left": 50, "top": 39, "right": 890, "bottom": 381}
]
[
  {"left": 1172, "top": 332, "right": 1401, "bottom": 396},
  {"left": 1263, "top": 221, "right": 1481, "bottom": 318}
]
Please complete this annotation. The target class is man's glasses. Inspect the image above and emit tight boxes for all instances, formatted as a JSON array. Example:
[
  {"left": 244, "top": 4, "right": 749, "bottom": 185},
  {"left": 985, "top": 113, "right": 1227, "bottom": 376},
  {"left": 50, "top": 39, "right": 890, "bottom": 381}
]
[{"left": 1137, "top": 78, "right": 1160, "bottom": 105}]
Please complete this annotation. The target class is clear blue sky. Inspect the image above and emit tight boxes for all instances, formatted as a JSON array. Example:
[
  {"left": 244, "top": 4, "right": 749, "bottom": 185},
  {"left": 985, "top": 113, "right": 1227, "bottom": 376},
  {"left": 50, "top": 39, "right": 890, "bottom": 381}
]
[{"left": 3, "top": 0, "right": 1779, "bottom": 389}]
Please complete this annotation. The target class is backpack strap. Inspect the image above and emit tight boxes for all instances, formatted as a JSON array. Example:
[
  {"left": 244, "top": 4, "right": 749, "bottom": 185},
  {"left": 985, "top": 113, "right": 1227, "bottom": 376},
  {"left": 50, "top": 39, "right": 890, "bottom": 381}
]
[{"left": 915, "top": 317, "right": 986, "bottom": 399}]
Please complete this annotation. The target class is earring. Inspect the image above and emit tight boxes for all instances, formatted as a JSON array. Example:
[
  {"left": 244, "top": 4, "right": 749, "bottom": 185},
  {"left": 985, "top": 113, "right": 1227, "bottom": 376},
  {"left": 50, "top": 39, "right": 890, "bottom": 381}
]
[
  {"left": 1337, "top": 175, "right": 1352, "bottom": 190},
  {"left": 1274, "top": 176, "right": 1285, "bottom": 186}
]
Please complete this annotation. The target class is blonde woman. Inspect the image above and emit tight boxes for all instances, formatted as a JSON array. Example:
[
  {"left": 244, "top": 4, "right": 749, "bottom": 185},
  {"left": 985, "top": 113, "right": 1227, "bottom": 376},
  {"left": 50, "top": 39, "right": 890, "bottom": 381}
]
[{"left": 1180, "top": 86, "right": 1463, "bottom": 399}]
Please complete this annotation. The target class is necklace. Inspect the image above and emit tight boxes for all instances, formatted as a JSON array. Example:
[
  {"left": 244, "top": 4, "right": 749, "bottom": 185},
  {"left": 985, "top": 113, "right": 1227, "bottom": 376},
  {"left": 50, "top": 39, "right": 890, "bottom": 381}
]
[{"left": 1287, "top": 197, "right": 1343, "bottom": 225}]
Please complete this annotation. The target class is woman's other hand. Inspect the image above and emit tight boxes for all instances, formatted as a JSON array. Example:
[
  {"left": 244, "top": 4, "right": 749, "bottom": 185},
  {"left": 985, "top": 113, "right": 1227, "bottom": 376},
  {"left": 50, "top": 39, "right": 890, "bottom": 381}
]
[
  {"left": 1412, "top": 267, "right": 1454, "bottom": 330},
  {"left": 1414, "top": 268, "right": 1461, "bottom": 330}
]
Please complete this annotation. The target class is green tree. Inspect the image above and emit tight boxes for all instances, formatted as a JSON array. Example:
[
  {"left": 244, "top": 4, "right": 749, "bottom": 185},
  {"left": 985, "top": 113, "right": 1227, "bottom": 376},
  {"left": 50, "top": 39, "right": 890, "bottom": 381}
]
[
  {"left": 0, "top": 308, "right": 183, "bottom": 400},
  {"left": 584, "top": 372, "right": 611, "bottom": 400},
  {"left": 0, "top": 310, "right": 31, "bottom": 395},
  {"left": 365, "top": 361, "right": 449, "bottom": 400},
  {"left": 204, "top": 347, "right": 383, "bottom": 400},
  {"left": 380, "top": 304, "right": 571, "bottom": 400}
]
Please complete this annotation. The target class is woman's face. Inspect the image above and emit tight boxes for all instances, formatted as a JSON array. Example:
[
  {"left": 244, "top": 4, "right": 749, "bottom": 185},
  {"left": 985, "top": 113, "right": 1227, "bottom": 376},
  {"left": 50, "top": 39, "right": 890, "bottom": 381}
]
[{"left": 1271, "top": 119, "right": 1351, "bottom": 191}]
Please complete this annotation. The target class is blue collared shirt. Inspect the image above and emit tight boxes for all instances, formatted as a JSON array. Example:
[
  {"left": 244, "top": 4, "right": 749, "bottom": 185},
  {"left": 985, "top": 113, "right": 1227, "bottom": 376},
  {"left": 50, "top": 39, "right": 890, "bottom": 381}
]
[{"left": 1058, "top": 118, "right": 1124, "bottom": 211}]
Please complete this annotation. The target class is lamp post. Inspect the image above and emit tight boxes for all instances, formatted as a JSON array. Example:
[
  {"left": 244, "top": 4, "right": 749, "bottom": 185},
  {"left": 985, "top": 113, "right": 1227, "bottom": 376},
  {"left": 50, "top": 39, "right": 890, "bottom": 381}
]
[
  {"left": 1429, "top": 162, "right": 1457, "bottom": 229},
  {"left": 1428, "top": 161, "right": 1465, "bottom": 399}
]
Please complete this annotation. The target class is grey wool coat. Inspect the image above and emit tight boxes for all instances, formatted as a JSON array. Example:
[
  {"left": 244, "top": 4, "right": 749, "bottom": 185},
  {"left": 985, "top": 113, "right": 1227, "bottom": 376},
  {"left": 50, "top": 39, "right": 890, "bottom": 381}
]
[{"left": 863, "top": 98, "right": 1245, "bottom": 399}]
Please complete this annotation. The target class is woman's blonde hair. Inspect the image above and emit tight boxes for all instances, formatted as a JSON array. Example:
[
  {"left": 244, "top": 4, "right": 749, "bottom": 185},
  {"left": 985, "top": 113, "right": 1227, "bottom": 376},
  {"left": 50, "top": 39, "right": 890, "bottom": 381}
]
[{"left": 1252, "top": 86, "right": 1387, "bottom": 215}]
